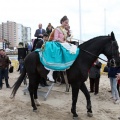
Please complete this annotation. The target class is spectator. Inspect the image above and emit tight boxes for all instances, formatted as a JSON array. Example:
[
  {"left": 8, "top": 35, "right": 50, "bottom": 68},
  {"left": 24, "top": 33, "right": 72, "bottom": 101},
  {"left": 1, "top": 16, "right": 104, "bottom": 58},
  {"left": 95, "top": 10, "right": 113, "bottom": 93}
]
[
  {"left": 35, "top": 33, "right": 49, "bottom": 49},
  {"left": 108, "top": 65, "right": 120, "bottom": 104},
  {"left": 46, "top": 23, "right": 54, "bottom": 36},
  {"left": 116, "top": 73, "right": 120, "bottom": 96},
  {"left": 117, "top": 79, "right": 120, "bottom": 96},
  {"left": 34, "top": 23, "right": 46, "bottom": 39},
  {"left": 17, "top": 48, "right": 28, "bottom": 74},
  {"left": 32, "top": 23, "right": 46, "bottom": 51},
  {"left": 0, "top": 49, "right": 11, "bottom": 89},
  {"left": 89, "top": 59, "right": 102, "bottom": 95}
]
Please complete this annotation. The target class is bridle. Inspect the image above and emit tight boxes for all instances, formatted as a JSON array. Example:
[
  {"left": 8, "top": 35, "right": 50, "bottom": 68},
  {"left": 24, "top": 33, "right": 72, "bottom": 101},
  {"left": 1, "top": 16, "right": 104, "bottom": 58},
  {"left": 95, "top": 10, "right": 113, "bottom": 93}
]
[{"left": 109, "top": 41, "right": 117, "bottom": 67}]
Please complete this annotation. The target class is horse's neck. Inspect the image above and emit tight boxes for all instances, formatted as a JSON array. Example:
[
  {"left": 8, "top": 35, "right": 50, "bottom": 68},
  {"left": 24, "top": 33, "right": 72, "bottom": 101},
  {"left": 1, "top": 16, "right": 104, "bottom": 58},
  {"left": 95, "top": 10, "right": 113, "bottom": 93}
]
[{"left": 78, "top": 38, "right": 107, "bottom": 70}]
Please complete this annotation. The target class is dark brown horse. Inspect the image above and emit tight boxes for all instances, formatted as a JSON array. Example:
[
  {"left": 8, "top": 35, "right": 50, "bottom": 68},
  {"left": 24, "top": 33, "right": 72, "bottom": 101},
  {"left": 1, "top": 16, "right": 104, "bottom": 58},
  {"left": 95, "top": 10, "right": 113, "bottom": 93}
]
[{"left": 11, "top": 32, "right": 119, "bottom": 118}]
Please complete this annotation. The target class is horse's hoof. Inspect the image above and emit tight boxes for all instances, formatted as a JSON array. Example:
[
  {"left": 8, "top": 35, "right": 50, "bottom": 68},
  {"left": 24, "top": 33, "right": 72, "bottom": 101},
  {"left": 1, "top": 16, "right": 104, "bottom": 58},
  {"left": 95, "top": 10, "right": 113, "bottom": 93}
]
[
  {"left": 71, "top": 108, "right": 78, "bottom": 118},
  {"left": 73, "top": 113, "right": 78, "bottom": 118},
  {"left": 33, "top": 108, "right": 37, "bottom": 112},
  {"left": 87, "top": 112, "right": 93, "bottom": 117},
  {"left": 73, "top": 114, "right": 78, "bottom": 119},
  {"left": 36, "top": 104, "right": 40, "bottom": 106}
]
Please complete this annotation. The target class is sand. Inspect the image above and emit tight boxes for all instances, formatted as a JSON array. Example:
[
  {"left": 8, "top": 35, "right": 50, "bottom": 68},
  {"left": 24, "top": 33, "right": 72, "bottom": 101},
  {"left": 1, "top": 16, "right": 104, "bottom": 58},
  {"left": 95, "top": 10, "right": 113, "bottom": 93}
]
[{"left": 0, "top": 71, "right": 120, "bottom": 120}]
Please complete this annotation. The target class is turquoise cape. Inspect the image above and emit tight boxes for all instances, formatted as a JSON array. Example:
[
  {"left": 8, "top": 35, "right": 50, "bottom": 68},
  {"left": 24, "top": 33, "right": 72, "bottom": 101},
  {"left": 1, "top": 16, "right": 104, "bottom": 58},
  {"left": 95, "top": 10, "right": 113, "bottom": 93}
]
[{"left": 35, "top": 41, "right": 80, "bottom": 71}]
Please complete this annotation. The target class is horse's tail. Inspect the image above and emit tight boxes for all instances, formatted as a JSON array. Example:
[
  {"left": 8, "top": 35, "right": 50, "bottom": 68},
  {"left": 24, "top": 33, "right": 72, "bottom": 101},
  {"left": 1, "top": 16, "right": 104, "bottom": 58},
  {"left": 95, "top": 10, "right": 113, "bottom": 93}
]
[{"left": 11, "top": 67, "right": 26, "bottom": 98}]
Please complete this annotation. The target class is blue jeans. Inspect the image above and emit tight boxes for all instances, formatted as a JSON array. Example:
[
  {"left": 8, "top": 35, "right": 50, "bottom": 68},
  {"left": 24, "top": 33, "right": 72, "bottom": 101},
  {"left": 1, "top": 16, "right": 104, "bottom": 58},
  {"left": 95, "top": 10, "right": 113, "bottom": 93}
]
[
  {"left": 19, "top": 59, "right": 24, "bottom": 74},
  {"left": 0, "top": 68, "right": 9, "bottom": 88},
  {"left": 110, "top": 77, "right": 120, "bottom": 100}
]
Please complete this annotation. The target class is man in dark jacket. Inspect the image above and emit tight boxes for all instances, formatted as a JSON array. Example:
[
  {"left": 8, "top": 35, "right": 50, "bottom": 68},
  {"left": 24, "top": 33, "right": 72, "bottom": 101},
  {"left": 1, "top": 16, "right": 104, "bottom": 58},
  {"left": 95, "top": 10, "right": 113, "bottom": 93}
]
[
  {"left": 32, "top": 23, "right": 46, "bottom": 51},
  {"left": 34, "top": 23, "right": 46, "bottom": 39},
  {"left": 89, "top": 59, "right": 102, "bottom": 95},
  {"left": 0, "top": 49, "right": 11, "bottom": 89}
]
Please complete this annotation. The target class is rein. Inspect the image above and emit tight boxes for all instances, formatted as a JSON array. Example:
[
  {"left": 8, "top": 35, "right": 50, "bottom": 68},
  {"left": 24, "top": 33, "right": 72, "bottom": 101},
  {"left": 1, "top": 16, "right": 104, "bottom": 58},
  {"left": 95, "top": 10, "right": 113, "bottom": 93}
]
[{"left": 80, "top": 48, "right": 108, "bottom": 62}]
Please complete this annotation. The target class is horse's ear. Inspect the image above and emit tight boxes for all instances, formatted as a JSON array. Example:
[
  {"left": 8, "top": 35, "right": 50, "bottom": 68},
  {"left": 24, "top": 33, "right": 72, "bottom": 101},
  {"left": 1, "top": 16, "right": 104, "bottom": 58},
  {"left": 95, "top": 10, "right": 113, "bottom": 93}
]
[{"left": 111, "top": 31, "right": 116, "bottom": 41}]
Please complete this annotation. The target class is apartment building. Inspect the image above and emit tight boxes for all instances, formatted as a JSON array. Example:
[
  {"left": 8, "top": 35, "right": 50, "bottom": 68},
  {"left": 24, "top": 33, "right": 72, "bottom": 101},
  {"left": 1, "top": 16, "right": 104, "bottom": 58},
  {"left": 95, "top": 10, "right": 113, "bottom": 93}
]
[
  {"left": 0, "top": 21, "right": 31, "bottom": 48},
  {"left": 0, "top": 24, "right": 2, "bottom": 40},
  {"left": 17, "top": 24, "right": 23, "bottom": 45}
]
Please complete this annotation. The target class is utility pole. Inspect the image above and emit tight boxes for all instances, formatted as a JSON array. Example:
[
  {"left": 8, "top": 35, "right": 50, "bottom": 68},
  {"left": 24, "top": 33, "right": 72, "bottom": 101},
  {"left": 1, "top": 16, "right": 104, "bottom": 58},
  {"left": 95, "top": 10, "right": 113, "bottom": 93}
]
[
  {"left": 104, "top": 8, "right": 106, "bottom": 35},
  {"left": 79, "top": 0, "right": 82, "bottom": 41}
]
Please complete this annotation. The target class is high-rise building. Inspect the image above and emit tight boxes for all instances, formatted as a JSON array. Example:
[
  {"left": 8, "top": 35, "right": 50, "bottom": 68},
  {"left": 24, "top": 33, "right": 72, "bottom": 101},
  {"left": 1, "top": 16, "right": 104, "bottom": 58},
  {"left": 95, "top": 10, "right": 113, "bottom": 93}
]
[
  {"left": 0, "top": 24, "right": 2, "bottom": 40},
  {"left": 0, "top": 21, "right": 31, "bottom": 48}
]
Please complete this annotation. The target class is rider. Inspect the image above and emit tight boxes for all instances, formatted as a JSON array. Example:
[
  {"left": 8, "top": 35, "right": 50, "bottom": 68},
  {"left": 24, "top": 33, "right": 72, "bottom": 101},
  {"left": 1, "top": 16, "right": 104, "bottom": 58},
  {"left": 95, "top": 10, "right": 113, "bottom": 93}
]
[{"left": 45, "top": 16, "right": 79, "bottom": 82}]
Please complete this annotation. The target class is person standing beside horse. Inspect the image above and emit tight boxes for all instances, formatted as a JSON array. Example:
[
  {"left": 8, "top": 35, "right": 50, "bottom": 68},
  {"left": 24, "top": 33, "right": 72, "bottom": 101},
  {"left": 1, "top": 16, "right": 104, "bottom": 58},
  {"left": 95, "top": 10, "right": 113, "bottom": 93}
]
[
  {"left": 0, "top": 49, "right": 11, "bottom": 89},
  {"left": 108, "top": 64, "right": 120, "bottom": 104},
  {"left": 89, "top": 59, "right": 102, "bottom": 95},
  {"left": 117, "top": 79, "right": 120, "bottom": 96}
]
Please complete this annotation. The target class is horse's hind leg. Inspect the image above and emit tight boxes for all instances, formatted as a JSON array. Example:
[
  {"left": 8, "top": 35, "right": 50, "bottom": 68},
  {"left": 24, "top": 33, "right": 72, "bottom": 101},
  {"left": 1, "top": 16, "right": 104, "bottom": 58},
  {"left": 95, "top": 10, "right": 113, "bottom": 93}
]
[
  {"left": 28, "top": 83, "right": 37, "bottom": 111},
  {"left": 34, "top": 81, "right": 40, "bottom": 106},
  {"left": 80, "top": 82, "right": 93, "bottom": 117},
  {"left": 71, "top": 83, "right": 79, "bottom": 118}
]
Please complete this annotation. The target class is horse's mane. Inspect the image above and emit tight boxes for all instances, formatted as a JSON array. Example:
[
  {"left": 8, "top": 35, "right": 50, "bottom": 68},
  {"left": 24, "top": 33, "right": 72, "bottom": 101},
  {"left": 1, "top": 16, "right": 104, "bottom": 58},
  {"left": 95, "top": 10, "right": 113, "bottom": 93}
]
[{"left": 79, "top": 36, "right": 109, "bottom": 48}]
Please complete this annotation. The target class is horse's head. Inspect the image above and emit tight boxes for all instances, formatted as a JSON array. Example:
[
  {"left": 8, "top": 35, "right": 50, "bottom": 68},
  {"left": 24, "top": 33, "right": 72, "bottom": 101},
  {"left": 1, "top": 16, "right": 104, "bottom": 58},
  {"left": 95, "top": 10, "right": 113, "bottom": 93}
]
[{"left": 103, "top": 32, "right": 120, "bottom": 67}]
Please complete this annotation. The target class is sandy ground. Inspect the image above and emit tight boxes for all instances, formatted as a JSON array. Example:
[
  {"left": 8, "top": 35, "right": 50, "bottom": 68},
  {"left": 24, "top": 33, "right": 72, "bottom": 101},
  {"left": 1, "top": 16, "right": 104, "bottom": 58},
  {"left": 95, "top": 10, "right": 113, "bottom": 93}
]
[{"left": 0, "top": 71, "right": 120, "bottom": 120}]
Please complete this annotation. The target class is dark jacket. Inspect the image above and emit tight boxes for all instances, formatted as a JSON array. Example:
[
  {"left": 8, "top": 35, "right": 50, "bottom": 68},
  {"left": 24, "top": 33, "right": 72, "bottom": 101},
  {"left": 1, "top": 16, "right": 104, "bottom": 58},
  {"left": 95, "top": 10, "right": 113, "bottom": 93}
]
[
  {"left": 108, "top": 66, "right": 120, "bottom": 78},
  {"left": 34, "top": 29, "right": 46, "bottom": 38},
  {"left": 31, "top": 38, "right": 43, "bottom": 51},
  {"left": 46, "top": 26, "right": 54, "bottom": 36},
  {"left": 89, "top": 61, "right": 102, "bottom": 79},
  {"left": 0, "top": 55, "right": 11, "bottom": 69}
]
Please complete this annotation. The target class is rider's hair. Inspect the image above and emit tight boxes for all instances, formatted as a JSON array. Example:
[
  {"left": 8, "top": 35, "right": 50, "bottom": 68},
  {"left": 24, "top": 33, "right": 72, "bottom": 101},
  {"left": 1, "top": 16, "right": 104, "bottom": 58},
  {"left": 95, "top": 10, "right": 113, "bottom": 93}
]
[{"left": 60, "top": 16, "right": 68, "bottom": 24}]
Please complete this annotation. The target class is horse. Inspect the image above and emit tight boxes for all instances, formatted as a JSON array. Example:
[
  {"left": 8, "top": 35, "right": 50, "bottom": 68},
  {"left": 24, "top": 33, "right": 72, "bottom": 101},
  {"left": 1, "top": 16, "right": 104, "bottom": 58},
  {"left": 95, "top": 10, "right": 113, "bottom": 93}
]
[{"left": 11, "top": 32, "right": 119, "bottom": 118}]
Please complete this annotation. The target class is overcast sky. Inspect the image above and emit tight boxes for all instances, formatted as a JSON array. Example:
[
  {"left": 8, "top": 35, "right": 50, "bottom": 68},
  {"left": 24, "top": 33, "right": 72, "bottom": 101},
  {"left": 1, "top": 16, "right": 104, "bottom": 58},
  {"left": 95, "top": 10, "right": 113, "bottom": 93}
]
[{"left": 0, "top": 0, "right": 120, "bottom": 47}]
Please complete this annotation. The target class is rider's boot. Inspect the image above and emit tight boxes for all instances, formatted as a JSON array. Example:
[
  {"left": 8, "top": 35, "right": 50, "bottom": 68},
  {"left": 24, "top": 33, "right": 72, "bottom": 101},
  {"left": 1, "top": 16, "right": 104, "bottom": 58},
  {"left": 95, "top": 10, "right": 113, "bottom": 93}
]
[{"left": 47, "top": 70, "right": 55, "bottom": 82}]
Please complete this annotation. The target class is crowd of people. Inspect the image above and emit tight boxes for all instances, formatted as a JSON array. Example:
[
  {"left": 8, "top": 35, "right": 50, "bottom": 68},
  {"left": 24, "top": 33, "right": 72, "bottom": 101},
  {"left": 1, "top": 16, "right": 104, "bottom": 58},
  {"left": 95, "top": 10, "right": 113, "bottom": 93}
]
[{"left": 88, "top": 58, "right": 120, "bottom": 104}]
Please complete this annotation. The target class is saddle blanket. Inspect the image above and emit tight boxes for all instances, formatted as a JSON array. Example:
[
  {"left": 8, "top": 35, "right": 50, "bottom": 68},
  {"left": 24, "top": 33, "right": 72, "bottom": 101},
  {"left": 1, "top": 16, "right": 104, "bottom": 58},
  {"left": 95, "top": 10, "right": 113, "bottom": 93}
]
[{"left": 35, "top": 41, "right": 80, "bottom": 71}]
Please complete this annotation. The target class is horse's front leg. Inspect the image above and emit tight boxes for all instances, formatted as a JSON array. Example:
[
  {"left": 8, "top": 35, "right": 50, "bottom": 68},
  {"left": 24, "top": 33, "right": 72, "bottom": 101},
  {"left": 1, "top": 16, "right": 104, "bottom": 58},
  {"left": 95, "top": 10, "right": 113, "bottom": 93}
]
[
  {"left": 80, "top": 82, "right": 93, "bottom": 117},
  {"left": 71, "top": 83, "right": 79, "bottom": 118}
]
